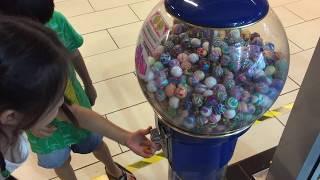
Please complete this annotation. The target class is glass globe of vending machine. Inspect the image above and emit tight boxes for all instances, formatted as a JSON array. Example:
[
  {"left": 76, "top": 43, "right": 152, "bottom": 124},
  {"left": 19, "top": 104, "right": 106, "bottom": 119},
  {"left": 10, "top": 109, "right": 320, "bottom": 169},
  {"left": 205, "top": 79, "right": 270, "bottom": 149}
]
[{"left": 135, "top": 0, "right": 289, "bottom": 179}]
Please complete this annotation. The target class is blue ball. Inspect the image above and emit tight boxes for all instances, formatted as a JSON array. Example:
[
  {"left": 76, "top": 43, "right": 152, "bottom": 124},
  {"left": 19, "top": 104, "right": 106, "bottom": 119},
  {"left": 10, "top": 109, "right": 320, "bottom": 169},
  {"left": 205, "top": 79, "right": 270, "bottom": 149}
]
[
  {"left": 183, "top": 100, "right": 193, "bottom": 111},
  {"left": 205, "top": 96, "right": 218, "bottom": 107},
  {"left": 267, "top": 87, "right": 279, "bottom": 99},
  {"left": 263, "top": 42, "right": 275, "bottom": 51},
  {"left": 271, "top": 79, "right": 284, "bottom": 91},
  {"left": 195, "top": 83, "right": 207, "bottom": 93},
  {"left": 213, "top": 103, "right": 226, "bottom": 115},
  {"left": 255, "top": 83, "right": 269, "bottom": 94},
  {"left": 168, "top": 59, "right": 180, "bottom": 68},
  {"left": 168, "top": 77, "right": 180, "bottom": 84},
  {"left": 240, "top": 59, "right": 254, "bottom": 72},
  {"left": 160, "top": 53, "right": 172, "bottom": 65},
  {"left": 183, "top": 115, "right": 196, "bottom": 129},
  {"left": 188, "top": 76, "right": 200, "bottom": 86}
]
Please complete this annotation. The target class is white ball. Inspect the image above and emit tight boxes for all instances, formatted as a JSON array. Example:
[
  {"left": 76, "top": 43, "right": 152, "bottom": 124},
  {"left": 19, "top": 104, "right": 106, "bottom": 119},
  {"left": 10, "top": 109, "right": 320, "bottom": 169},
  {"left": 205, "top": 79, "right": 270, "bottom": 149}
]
[
  {"left": 144, "top": 71, "right": 154, "bottom": 82},
  {"left": 202, "top": 41, "right": 210, "bottom": 51},
  {"left": 188, "top": 53, "right": 199, "bottom": 64},
  {"left": 191, "top": 38, "right": 201, "bottom": 48},
  {"left": 230, "top": 29, "right": 241, "bottom": 39},
  {"left": 170, "top": 66, "right": 183, "bottom": 77},
  {"left": 169, "top": 96, "right": 180, "bottom": 109},
  {"left": 204, "top": 76, "right": 217, "bottom": 88},
  {"left": 223, "top": 109, "right": 236, "bottom": 119},
  {"left": 203, "top": 90, "right": 213, "bottom": 97},
  {"left": 146, "top": 81, "right": 157, "bottom": 93},
  {"left": 194, "top": 70, "right": 205, "bottom": 81}
]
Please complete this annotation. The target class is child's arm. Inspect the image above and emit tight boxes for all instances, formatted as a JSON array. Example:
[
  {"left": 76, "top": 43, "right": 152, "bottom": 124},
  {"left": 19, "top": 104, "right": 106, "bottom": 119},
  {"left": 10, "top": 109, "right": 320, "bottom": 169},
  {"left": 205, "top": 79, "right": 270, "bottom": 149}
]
[
  {"left": 52, "top": 12, "right": 96, "bottom": 105},
  {"left": 58, "top": 104, "right": 157, "bottom": 157},
  {"left": 71, "top": 49, "right": 97, "bottom": 105}
]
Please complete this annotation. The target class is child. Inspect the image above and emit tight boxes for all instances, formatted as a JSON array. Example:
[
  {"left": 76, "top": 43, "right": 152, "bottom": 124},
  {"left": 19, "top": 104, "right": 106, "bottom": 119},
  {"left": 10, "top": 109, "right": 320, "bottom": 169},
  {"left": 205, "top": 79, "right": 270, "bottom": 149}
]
[
  {"left": 0, "top": 1, "right": 153, "bottom": 180},
  {"left": 0, "top": 16, "right": 157, "bottom": 180},
  {"left": 0, "top": 16, "right": 69, "bottom": 180}
]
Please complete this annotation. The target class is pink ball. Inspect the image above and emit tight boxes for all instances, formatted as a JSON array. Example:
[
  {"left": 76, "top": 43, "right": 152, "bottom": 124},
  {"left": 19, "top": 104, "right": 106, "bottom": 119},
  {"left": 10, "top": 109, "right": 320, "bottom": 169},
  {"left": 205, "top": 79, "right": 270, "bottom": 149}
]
[
  {"left": 177, "top": 53, "right": 189, "bottom": 63},
  {"left": 173, "top": 24, "right": 184, "bottom": 34},
  {"left": 241, "top": 91, "right": 251, "bottom": 102},
  {"left": 197, "top": 48, "right": 208, "bottom": 57},
  {"left": 212, "top": 84, "right": 226, "bottom": 95},
  {"left": 238, "top": 102, "right": 248, "bottom": 113},
  {"left": 237, "top": 73, "right": 247, "bottom": 82},
  {"left": 165, "top": 83, "right": 176, "bottom": 97},
  {"left": 181, "top": 61, "right": 192, "bottom": 71},
  {"left": 230, "top": 86, "right": 242, "bottom": 100}
]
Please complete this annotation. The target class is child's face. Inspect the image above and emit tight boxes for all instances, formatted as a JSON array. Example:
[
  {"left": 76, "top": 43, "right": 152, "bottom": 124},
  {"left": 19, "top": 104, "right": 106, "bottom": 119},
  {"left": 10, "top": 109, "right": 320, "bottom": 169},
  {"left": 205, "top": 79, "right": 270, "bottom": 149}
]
[
  {"left": 0, "top": 96, "right": 64, "bottom": 140},
  {"left": 31, "top": 96, "right": 64, "bottom": 131}
]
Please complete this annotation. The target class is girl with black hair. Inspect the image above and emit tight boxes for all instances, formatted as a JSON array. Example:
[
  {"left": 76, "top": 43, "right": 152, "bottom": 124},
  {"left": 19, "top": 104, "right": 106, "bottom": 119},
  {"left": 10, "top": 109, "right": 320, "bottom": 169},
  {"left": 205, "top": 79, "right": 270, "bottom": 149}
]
[
  {"left": 0, "top": 17, "right": 157, "bottom": 180},
  {"left": 0, "top": 1, "right": 149, "bottom": 179}
]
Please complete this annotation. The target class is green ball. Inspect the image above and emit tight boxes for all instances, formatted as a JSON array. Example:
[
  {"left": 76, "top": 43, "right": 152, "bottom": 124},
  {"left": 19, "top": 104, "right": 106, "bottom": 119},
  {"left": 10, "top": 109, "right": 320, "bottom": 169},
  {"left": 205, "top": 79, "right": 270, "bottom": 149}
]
[
  {"left": 226, "top": 97, "right": 239, "bottom": 109},
  {"left": 265, "top": 65, "right": 276, "bottom": 76}
]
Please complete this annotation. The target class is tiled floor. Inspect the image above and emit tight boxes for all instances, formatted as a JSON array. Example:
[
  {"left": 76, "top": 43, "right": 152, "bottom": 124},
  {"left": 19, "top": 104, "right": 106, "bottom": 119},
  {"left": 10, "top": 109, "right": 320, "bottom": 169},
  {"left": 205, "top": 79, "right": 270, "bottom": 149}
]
[{"left": 12, "top": 0, "right": 320, "bottom": 179}]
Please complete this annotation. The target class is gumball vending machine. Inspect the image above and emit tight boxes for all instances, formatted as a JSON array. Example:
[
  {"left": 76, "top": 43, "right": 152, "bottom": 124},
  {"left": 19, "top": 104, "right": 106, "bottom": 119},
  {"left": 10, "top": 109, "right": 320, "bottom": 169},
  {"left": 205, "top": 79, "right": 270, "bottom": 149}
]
[{"left": 135, "top": 0, "right": 289, "bottom": 179}]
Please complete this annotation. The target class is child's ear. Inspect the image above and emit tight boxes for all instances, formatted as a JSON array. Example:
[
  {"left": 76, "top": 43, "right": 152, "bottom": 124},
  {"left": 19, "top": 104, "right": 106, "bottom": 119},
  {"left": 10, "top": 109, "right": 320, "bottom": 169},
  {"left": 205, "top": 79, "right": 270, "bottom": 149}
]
[{"left": 0, "top": 110, "right": 21, "bottom": 126}]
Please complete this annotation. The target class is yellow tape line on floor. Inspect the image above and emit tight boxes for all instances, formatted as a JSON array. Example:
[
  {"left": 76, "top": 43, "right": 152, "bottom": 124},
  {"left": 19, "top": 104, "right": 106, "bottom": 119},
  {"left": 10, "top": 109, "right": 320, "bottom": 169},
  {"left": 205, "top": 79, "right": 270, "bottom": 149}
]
[{"left": 93, "top": 103, "right": 294, "bottom": 180}]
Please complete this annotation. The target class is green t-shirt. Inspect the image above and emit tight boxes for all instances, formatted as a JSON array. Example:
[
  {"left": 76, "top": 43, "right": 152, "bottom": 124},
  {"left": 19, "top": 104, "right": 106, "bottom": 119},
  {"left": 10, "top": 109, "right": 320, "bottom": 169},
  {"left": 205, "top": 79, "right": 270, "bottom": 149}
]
[{"left": 27, "top": 11, "right": 92, "bottom": 154}]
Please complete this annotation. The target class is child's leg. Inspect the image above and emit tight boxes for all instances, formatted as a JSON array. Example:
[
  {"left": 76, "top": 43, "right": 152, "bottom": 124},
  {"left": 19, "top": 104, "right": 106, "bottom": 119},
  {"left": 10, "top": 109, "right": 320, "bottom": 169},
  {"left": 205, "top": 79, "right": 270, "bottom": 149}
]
[
  {"left": 54, "top": 156, "right": 77, "bottom": 180},
  {"left": 71, "top": 133, "right": 135, "bottom": 179},
  {"left": 92, "top": 142, "right": 122, "bottom": 177},
  {"left": 37, "top": 148, "right": 76, "bottom": 180}
]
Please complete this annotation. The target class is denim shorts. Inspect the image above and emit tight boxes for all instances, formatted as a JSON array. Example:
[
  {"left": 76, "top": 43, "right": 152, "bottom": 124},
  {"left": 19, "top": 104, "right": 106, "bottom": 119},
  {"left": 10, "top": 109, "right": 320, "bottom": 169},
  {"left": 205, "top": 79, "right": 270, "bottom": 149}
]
[{"left": 37, "top": 133, "right": 103, "bottom": 169}]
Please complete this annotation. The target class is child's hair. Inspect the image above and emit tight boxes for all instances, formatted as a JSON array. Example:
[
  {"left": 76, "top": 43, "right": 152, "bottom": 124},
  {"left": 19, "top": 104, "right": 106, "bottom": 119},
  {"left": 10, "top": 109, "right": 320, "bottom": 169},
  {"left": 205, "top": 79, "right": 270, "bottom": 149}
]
[
  {"left": 0, "top": 0, "right": 54, "bottom": 24},
  {"left": 0, "top": 16, "right": 69, "bottom": 144}
]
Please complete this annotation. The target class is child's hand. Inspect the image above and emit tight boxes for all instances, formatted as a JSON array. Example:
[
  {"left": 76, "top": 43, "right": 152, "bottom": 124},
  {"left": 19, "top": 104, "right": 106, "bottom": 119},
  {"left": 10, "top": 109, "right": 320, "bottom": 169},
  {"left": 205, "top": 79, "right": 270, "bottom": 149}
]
[
  {"left": 126, "top": 127, "right": 158, "bottom": 158},
  {"left": 85, "top": 84, "right": 97, "bottom": 106}
]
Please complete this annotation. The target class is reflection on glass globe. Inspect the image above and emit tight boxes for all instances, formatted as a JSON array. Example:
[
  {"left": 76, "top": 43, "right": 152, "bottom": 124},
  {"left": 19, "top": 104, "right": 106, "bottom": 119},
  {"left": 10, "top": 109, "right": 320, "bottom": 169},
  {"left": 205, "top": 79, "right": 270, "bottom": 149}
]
[{"left": 135, "top": 0, "right": 289, "bottom": 137}]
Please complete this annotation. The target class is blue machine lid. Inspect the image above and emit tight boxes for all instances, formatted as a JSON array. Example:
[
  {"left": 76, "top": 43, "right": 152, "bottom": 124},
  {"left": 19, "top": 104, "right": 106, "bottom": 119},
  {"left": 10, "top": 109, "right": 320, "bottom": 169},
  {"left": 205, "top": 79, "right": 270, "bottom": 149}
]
[{"left": 165, "top": 0, "right": 269, "bottom": 28}]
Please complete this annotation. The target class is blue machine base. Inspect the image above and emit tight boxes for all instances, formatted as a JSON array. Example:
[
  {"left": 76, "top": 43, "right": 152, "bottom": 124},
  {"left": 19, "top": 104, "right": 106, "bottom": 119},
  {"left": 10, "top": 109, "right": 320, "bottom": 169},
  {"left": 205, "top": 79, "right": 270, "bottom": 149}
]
[{"left": 158, "top": 121, "right": 247, "bottom": 180}]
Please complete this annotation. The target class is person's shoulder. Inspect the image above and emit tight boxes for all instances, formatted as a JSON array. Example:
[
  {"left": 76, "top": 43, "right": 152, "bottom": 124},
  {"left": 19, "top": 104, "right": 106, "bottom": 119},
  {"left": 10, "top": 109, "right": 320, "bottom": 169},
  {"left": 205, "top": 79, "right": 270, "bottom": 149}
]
[
  {"left": 46, "top": 11, "right": 72, "bottom": 35},
  {"left": 51, "top": 11, "right": 67, "bottom": 21}
]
